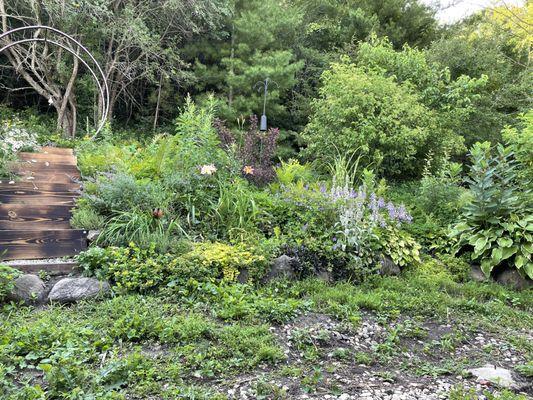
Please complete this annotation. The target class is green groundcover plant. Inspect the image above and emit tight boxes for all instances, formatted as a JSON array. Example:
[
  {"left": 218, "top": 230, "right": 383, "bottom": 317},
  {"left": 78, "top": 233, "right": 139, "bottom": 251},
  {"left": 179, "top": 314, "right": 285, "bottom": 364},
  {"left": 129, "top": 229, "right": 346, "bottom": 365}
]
[{"left": 0, "top": 265, "right": 20, "bottom": 302}]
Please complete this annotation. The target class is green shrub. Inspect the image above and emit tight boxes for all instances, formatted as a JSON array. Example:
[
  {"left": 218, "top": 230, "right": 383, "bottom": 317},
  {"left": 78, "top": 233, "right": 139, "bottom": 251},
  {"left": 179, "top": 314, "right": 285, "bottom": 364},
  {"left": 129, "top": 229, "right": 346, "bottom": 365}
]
[
  {"left": 77, "top": 139, "right": 136, "bottom": 177},
  {"left": 70, "top": 202, "right": 105, "bottom": 230},
  {"left": 78, "top": 241, "right": 269, "bottom": 292},
  {"left": 274, "top": 159, "right": 315, "bottom": 186},
  {"left": 105, "top": 244, "right": 181, "bottom": 293},
  {"left": 418, "top": 155, "right": 467, "bottom": 226},
  {"left": 302, "top": 58, "right": 462, "bottom": 179},
  {"left": 86, "top": 173, "right": 172, "bottom": 215},
  {"left": 451, "top": 142, "right": 533, "bottom": 279},
  {"left": 160, "top": 95, "right": 231, "bottom": 179},
  {"left": 78, "top": 243, "right": 198, "bottom": 293},
  {"left": 76, "top": 246, "right": 117, "bottom": 280},
  {"left": 183, "top": 242, "right": 268, "bottom": 283},
  {"left": 0, "top": 264, "right": 20, "bottom": 301},
  {"left": 377, "top": 225, "right": 421, "bottom": 269}
]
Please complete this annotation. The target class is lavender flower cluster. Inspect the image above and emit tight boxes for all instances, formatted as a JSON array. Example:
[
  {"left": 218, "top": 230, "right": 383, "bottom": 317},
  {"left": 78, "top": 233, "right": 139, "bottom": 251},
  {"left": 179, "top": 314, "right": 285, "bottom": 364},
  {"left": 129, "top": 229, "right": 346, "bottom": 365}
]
[
  {"left": 328, "top": 185, "right": 412, "bottom": 226},
  {"left": 279, "top": 182, "right": 413, "bottom": 227}
]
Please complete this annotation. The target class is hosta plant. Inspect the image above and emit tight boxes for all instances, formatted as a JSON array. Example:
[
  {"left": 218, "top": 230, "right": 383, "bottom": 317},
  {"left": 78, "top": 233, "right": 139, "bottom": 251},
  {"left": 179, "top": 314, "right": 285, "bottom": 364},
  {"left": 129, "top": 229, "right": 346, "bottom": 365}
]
[{"left": 451, "top": 142, "right": 533, "bottom": 279}]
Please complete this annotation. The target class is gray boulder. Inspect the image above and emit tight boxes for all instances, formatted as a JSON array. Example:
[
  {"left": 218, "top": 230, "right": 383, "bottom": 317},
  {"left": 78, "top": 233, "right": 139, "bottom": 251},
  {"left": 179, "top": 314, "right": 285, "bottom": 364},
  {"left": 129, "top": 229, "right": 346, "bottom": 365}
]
[
  {"left": 87, "top": 230, "right": 101, "bottom": 242},
  {"left": 495, "top": 269, "right": 532, "bottom": 291},
  {"left": 263, "top": 255, "right": 296, "bottom": 282},
  {"left": 48, "top": 277, "right": 110, "bottom": 303},
  {"left": 379, "top": 256, "right": 401, "bottom": 276},
  {"left": 470, "top": 264, "right": 488, "bottom": 283},
  {"left": 7, "top": 274, "right": 46, "bottom": 304},
  {"left": 467, "top": 365, "right": 517, "bottom": 389}
]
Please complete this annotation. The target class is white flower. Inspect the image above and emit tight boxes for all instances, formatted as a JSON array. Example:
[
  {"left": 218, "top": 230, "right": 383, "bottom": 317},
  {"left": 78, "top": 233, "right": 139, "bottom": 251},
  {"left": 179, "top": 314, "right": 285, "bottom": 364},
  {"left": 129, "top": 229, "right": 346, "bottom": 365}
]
[{"left": 200, "top": 164, "right": 217, "bottom": 175}]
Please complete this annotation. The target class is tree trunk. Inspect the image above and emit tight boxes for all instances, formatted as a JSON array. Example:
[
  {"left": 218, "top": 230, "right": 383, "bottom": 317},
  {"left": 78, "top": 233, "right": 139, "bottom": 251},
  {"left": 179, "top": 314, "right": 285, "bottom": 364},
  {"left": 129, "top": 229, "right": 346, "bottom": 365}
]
[{"left": 153, "top": 73, "right": 163, "bottom": 131}]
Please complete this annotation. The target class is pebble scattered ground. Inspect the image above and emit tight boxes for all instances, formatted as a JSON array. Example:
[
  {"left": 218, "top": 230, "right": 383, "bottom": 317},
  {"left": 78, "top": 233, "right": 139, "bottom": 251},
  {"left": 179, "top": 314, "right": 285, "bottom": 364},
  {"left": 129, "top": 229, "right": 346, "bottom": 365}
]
[{"left": 216, "top": 312, "right": 532, "bottom": 399}]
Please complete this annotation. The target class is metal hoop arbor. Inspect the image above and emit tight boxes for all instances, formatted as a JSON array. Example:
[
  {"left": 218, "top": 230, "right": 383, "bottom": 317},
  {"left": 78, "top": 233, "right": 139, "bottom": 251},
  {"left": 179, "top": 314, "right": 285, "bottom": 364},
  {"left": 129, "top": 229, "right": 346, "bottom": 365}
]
[{"left": 0, "top": 25, "right": 109, "bottom": 137}]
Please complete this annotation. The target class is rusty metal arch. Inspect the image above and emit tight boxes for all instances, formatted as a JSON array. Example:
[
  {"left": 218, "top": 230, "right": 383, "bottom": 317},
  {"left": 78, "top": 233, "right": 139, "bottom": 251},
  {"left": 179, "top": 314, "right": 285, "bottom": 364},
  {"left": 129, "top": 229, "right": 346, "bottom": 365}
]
[{"left": 0, "top": 25, "right": 109, "bottom": 137}]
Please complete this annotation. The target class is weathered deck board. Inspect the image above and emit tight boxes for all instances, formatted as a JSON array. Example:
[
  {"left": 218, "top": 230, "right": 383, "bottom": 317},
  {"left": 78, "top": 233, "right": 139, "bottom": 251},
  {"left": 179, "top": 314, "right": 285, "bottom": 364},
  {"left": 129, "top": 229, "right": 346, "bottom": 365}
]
[
  {"left": 0, "top": 194, "right": 77, "bottom": 206},
  {"left": 8, "top": 261, "right": 79, "bottom": 275},
  {"left": 0, "top": 147, "right": 87, "bottom": 261},
  {"left": 16, "top": 173, "right": 80, "bottom": 184},
  {"left": 0, "top": 204, "right": 74, "bottom": 230},
  {"left": 0, "top": 182, "right": 81, "bottom": 192},
  {"left": 0, "top": 229, "right": 87, "bottom": 260},
  {"left": 40, "top": 146, "right": 74, "bottom": 155},
  {"left": 19, "top": 152, "right": 78, "bottom": 165}
]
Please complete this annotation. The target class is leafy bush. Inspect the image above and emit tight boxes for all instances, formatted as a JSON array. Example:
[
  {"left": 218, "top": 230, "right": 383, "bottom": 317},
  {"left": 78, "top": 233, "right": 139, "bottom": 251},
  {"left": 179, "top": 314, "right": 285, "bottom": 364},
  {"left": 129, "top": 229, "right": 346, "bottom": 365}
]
[
  {"left": 70, "top": 202, "right": 106, "bottom": 230},
  {"left": 77, "top": 140, "right": 136, "bottom": 177},
  {"left": 377, "top": 225, "right": 421, "bottom": 269},
  {"left": 183, "top": 242, "right": 268, "bottom": 283},
  {"left": 266, "top": 178, "right": 419, "bottom": 280},
  {"left": 355, "top": 37, "right": 487, "bottom": 151},
  {"left": 78, "top": 241, "right": 268, "bottom": 292},
  {"left": 208, "top": 178, "right": 261, "bottom": 240},
  {"left": 85, "top": 173, "right": 172, "bottom": 216},
  {"left": 215, "top": 116, "right": 280, "bottom": 186},
  {"left": 160, "top": 96, "right": 230, "bottom": 179},
  {"left": 451, "top": 142, "right": 533, "bottom": 279},
  {"left": 418, "top": 155, "right": 466, "bottom": 226},
  {"left": 0, "top": 265, "right": 20, "bottom": 302},
  {"left": 78, "top": 243, "right": 201, "bottom": 293},
  {"left": 302, "top": 58, "right": 462, "bottom": 179},
  {"left": 274, "top": 159, "right": 315, "bottom": 186}
]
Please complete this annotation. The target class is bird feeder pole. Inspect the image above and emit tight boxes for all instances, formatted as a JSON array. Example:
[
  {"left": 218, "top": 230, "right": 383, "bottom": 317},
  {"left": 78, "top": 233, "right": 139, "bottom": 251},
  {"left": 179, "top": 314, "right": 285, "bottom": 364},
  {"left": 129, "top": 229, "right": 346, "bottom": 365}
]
[{"left": 255, "top": 78, "right": 278, "bottom": 131}]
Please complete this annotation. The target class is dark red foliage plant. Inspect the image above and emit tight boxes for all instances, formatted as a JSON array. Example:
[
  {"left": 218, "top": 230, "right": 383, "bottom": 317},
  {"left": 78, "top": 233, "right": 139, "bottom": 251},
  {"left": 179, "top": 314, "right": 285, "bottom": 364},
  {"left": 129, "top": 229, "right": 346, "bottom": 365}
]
[{"left": 214, "top": 115, "right": 279, "bottom": 186}]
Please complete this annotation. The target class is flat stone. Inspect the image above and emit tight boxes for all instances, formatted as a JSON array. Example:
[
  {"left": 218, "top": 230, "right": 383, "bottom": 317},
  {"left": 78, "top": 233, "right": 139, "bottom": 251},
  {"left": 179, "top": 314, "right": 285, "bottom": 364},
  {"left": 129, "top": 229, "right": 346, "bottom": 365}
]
[
  {"left": 467, "top": 365, "right": 517, "bottom": 389},
  {"left": 48, "top": 277, "right": 110, "bottom": 303},
  {"left": 6, "top": 274, "right": 46, "bottom": 304}
]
